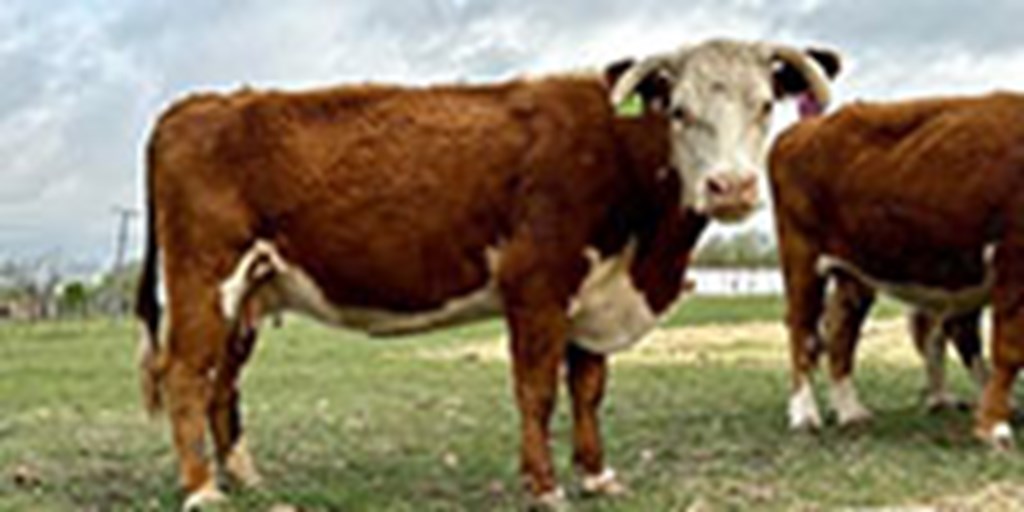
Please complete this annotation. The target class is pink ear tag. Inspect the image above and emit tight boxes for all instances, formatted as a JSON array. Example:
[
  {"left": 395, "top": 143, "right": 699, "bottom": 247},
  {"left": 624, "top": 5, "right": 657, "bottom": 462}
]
[{"left": 797, "top": 92, "right": 824, "bottom": 119}]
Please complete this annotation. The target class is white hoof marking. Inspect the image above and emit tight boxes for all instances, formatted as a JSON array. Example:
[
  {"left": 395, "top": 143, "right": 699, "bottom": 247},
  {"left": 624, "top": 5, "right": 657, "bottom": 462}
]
[
  {"left": 528, "top": 487, "right": 568, "bottom": 511},
  {"left": 788, "top": 381, "right": 822, "bottom": 430},
  {"left": 580, "top": 467, "right": 627, "bottom": 496},
  {"left": 182, "top": 479, "right": 225, "bottom": 511},
  {"left": 224, "top": 436, "right": 263, "bottom": 488},
  {"left": 830, "top": 378, "right": 872, "bottom": 426},
  {"left": 923, "top": 390, "right": 964, "bottom": 412},
  {"left": 993, "top": 422, "right": 1014, "bottom": 448}
]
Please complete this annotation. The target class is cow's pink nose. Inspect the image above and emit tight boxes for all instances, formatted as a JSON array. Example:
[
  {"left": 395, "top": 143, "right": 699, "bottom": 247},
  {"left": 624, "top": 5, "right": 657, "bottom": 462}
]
[
  {"left": 706, "top": 174, "right": 757, "bottom": 197},
  {"left": 703, "top": 173, "right": 760, "bottom": 221}
]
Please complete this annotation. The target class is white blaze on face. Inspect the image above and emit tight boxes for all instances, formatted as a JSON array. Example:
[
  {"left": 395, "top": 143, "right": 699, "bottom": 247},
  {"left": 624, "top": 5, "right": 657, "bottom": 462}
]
[
  {"left": 669, "top": 60, "right": 773, "bottom": 221},
  {"left": 568, "top": 243, "right": 659, "bottom": 354},
  {"left": 609, "top": 40, "right": 836, "bottom": 223}
]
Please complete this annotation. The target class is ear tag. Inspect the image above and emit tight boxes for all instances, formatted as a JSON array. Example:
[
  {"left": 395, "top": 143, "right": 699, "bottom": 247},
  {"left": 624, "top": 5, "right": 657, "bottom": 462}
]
[
  {"left": 615, "top": 93, "right": 644, "bottom": 118},
  {"left": 797, "top": 91, "right": 825, "bottom": 119}
]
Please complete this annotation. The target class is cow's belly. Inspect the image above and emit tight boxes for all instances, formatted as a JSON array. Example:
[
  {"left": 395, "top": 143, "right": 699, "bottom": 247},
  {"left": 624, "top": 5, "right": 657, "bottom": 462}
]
[
  {"left": 220, "top": 240, "right": 503, "bottom": 336},
  {"left": 220, "top": 239, "right": 674, "bottom": 350},
  {"left": 817, "top": 250, "right": 994, "bottom": 315},
  {"left": 568, "top": 244, "right": 665, "bottom": 354}
]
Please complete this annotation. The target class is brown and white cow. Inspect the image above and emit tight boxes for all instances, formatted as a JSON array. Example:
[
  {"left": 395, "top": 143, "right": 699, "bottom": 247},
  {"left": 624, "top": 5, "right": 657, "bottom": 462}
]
[
  {"left": 135, "top": 39, "right": 839, "bottom": 509},
  {"left": 821, "top": 271, "right": 987, "bottom": 424},
  {"left": 769, "top": 93, "right": 1024, "bottom": 446}
]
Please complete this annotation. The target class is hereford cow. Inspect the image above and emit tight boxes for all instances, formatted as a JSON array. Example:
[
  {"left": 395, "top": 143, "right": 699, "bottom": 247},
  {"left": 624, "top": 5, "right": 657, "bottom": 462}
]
[
  {"left": 136, "top": 39, "right": 839, "bottom": 510},
  {"left": 821, "top": 273, "right": 987, "bottom": 423},
  {"left": 769, "top": 93, "right": 1023, "bottom": 447}
]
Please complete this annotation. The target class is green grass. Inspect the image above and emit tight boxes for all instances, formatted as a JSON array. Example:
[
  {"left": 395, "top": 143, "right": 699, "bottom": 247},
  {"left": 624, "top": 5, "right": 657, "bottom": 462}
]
[{"left": 0, "top": 296, "right": 1018, "bottom": 511}]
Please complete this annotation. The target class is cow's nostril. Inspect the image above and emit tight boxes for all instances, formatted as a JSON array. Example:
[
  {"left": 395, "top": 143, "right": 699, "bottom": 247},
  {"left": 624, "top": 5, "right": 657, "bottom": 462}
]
[{"left": 706, "top": 178, "right": 728, "bottom": 195}]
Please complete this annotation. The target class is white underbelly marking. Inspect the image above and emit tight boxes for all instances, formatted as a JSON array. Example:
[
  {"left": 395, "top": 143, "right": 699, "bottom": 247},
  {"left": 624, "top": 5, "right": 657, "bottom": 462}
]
[
  {"left": 568, "top": 242, "right": 660, "bottom": 354},
  {"left": 220, "top": 240, "right": 502, "bottom": 336},
  {"left": 816, "top": 249, "right": 994, "bottom": 316}
]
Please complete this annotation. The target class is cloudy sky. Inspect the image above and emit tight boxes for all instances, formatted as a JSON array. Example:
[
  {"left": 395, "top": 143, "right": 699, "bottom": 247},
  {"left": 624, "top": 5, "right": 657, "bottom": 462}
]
[{"left": 2, "top": 0, "right": 1024, "bottom": 270}]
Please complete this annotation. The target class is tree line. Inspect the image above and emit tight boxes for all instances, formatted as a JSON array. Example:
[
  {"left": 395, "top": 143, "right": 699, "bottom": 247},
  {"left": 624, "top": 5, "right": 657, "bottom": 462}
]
[{"left": 0, "top": 258, "right": 139, "bottom": 321}]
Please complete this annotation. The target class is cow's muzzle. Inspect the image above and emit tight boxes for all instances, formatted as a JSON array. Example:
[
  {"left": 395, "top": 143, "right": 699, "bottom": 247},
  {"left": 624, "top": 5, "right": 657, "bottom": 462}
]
[{"left": 703, "top": 173, "right": 759, "bottom": 222}]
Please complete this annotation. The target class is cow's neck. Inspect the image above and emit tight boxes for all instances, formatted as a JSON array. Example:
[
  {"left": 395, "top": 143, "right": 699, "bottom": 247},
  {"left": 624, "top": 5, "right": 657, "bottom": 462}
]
[
  {"left": 609, "top": 111, "right": 710, "bottom": 314},
  {"left": 630, "top": 207, "right": 708, "bottom": 314}
]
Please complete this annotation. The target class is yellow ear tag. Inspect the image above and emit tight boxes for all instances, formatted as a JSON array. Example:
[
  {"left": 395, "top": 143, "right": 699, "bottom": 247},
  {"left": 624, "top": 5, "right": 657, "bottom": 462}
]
[{"left": 615, "top": 93, "right": 644, "bottom": 118}]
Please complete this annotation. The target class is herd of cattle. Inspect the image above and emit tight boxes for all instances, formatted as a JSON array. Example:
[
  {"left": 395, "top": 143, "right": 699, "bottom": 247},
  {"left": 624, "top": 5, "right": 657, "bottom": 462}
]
[{"left": 132, "top": 38, "right": 1024, "bottom": 509}]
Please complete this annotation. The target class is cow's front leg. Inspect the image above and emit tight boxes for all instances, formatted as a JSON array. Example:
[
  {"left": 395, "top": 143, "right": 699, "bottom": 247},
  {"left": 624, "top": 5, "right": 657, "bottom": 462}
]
[
  {"left": 506, "top": 303, "right": 568, "bottom": 508},
  {"left": 779, "top": 233, "right": 826, "bottom": 430},
  {"left": 566, "top": 343, "right": 625, "bottom": 497},
  {"left": 822, "top": 273, "right": 874, "bottom": 425}
]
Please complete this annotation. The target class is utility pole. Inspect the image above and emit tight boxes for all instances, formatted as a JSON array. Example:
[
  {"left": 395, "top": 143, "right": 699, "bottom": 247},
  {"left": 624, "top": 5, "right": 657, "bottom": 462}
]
[
  {"left": 112, "top": 206, "right": 139, "bottom": 272},
  {"left": 111, "top": 206, "right": 139, "bottom": 315}
]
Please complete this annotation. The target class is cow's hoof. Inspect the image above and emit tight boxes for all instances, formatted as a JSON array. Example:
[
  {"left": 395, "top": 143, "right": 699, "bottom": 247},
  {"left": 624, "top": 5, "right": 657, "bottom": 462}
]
[
  {"left": 525, "top": 487, "right": 569, "bottom": 511},
  {"left": 924, "top": 392, "right": 969, "bottom": 413},
  {"left": 788, "top": 387, "right": 823, "bottom": 431},
  {"left": 830, "top": 380, "right": 872, "bottom": 427},
  {"left": 182, "top": 480, "right": 226, "bottom": 511},
  {"left": 836, "top": 404, "right": 873, "bottom": 427},
  {"left": 580, "top": 467, "right": 628, "bottom": 497},
  {"left": 977, "top": 422, "right": 1015, "bottom": 452},
  {"left": 223, "top": 437, "right": 263, "bottom": 488}
]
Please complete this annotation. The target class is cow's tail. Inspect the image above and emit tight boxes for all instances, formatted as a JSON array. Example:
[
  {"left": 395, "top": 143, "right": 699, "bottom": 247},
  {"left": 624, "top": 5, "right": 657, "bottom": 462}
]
[{"left": 135, "top": 140, "right": 165, "bottom": 418}]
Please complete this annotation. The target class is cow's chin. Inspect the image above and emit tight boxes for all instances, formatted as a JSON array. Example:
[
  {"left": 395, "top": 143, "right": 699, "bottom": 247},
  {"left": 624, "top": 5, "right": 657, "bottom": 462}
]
[{"left": 703, "top": 202, "right": 759, "bottom": 224}]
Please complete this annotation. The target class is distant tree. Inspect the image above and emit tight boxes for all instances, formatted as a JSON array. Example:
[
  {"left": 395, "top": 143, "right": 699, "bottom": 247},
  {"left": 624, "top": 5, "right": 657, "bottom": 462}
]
[
  {"left": 57, "top": 281, "right": 91, "bottom": 317},
  {"left": 0, "top": 256, "right": 63, "bottom": 320},
  {"left": 693, "top": 229, "right": 779, "bottom": 268}
]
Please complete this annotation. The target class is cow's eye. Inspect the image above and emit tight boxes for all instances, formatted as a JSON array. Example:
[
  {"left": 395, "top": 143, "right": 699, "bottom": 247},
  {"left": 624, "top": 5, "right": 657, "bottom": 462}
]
[
  {"left": 669, "top": 105, "right": 695, "bottom": 125},
  {"left": 760, "top": 101, "right": 773, "bottom": 118}
]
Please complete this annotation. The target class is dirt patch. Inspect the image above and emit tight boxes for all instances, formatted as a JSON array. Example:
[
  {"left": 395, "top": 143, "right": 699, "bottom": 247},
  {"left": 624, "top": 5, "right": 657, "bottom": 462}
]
[{"left": 423, "top": 318, "right": 938, "bottom": 368}]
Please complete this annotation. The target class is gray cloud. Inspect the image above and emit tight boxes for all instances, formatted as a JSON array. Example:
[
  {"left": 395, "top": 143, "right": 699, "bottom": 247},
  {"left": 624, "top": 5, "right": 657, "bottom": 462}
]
[{"left": 1, "top": 0, "right": 1021, "bottom": 268}]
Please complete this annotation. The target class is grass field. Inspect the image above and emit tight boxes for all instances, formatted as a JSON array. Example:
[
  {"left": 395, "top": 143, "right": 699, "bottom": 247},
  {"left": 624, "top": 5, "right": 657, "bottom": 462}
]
[{"left": 2, "top": 295, "right": 1023, "bottom": 511}]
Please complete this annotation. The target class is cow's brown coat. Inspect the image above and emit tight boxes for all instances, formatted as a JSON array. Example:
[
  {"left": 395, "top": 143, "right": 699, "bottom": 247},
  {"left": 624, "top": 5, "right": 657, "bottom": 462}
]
[{"left": 770, "top": 93, "right": 1024, "bottom": 439}]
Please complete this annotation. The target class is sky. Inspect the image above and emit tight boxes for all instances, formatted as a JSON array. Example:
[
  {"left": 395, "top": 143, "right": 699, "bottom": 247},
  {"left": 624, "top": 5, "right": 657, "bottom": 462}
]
[{"left": 2, "top": 0, "right": 1024, "bottom": 271}]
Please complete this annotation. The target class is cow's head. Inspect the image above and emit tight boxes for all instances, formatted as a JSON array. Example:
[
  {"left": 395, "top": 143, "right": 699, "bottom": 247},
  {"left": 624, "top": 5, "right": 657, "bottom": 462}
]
[{"left": 607, "top": 39, "right": 841, "bottom": 222}]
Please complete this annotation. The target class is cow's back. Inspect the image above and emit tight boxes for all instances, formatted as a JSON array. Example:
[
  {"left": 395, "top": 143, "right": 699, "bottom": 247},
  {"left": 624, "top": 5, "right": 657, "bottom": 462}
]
[
  {"left": 148, "top": 76, "right": 644, "bottom": 313},
  {"left": 770, "top": 93, "right": 1024, "bottom": 288}
]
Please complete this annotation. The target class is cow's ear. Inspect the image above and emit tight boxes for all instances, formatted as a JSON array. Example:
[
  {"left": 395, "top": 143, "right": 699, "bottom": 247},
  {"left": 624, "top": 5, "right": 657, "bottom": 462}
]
[
  {"left": 606, "top": 57, "right": 672, "bottom": 114},
  {"left": 772, "top": 47, "right": 841, "bottom": 98}
]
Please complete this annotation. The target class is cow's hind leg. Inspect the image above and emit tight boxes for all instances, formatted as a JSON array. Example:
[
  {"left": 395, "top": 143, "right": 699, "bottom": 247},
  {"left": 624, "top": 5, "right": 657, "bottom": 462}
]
[
  {"left": 209, "top": 325, "right": 262, "bottom": 488},
  {"left": 566, "top": 343, "right": 625, "bottom": 497},
  {"left": 909, "top": 311, "right": 963, "bottom": 411},
  {"left": 822, "top": 273, "right": 874, "bottom": 425},
  {"left": 946, "top": 311, "right": 988, "bottom": 397},
  {"left": 976, "top": 240, "right": 1024, "bottom": 449},
  {"left": 162, "top": 272, "right": 239, "bottom": 510}
]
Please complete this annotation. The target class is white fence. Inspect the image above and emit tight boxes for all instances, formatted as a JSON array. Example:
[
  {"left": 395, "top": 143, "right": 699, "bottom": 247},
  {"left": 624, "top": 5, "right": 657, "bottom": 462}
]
[{"left": 689, "top": 267, "right": 783, "bottom": 296}]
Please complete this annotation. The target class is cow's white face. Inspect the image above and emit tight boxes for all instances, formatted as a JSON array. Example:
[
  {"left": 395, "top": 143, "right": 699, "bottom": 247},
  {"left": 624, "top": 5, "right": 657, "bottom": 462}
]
[{"left": 609, "top": 40, "right": 840, "bottom": 223}]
